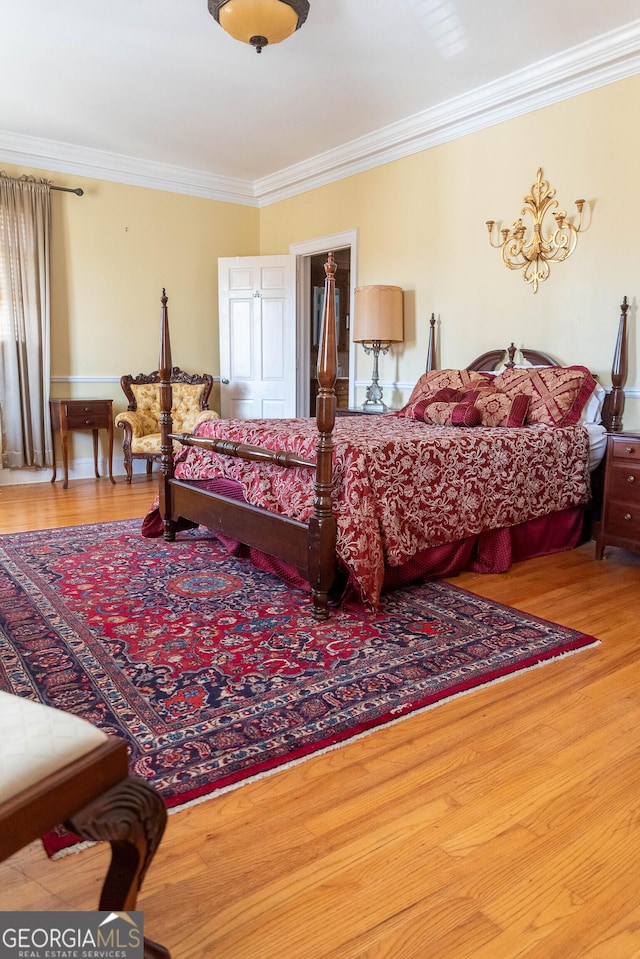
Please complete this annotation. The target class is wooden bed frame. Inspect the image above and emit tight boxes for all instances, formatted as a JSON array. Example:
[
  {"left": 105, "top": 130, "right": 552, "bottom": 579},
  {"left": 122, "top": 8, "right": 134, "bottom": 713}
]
[
  {"left": 158, "top": 256, "right": 628, "bottom": 620},
  {"left": 424, "top": 305, "right": 628, "bottom": 432}
]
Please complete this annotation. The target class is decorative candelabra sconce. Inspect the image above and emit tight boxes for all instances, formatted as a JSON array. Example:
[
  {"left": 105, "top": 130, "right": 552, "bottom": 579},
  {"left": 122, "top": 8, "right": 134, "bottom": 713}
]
[{"left": 486, "top": 168, "right": 585, "bottom": 293}]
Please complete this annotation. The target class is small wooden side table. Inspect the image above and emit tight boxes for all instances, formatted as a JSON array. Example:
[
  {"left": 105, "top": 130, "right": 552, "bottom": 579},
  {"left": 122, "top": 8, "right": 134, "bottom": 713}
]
[{"left": 50, "top": 398, "right": 116, "bottom": 489}]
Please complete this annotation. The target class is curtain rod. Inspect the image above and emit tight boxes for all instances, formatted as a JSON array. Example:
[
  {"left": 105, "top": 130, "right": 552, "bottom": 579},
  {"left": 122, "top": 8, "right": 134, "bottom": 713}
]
[{"left": 51, "top": 185, "right": 84, "bottom": 196}]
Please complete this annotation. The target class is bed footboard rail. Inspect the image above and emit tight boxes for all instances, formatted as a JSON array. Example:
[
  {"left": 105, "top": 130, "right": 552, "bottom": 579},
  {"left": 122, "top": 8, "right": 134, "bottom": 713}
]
[{"left": 167, "top": 433, "right": 315, "bottom": 470}]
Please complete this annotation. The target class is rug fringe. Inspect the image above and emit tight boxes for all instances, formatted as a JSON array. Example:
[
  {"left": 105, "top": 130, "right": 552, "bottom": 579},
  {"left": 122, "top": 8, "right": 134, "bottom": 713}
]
[
  {"left": 46, "top": 641, "right": 600, "bottom": 857},
  {"left": 167, "top": 639, "right": 600, "bottom": 817},
  {"left": 50, "top": 839, "right": 97, "bottom": 860}
]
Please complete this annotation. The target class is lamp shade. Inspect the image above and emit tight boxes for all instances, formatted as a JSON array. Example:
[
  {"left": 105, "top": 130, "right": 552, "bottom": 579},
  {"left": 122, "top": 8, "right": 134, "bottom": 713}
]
[
  {"left": 208, "top": 0, "right": 310, "bottom": 52},
  {"left": 353, "top": 285, "right": 404, "bottom": 343}
]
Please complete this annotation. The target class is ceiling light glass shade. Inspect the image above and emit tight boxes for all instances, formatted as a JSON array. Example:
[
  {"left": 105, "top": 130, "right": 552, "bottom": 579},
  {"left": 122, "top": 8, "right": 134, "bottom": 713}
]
[{"left": 208, "top": 0, "right": 310, "bottom": 53}]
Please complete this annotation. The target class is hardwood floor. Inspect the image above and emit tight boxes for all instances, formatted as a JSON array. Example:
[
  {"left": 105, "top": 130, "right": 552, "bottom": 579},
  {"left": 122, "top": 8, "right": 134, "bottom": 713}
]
[{"left": 1, "top": 477, "right": 639, "bottom": 958}]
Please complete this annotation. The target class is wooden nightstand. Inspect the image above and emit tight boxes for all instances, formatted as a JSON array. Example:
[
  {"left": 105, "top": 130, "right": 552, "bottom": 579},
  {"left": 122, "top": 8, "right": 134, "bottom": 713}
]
[
  {"left": 50, "top": 398, "right": 116, "bottom": 489},
  {"left": 595, "top": 431, "right": 640, "bottom": 559}
]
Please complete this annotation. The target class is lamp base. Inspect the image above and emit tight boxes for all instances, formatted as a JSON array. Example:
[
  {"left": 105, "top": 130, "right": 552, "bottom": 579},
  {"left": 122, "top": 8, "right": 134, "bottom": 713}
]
[{"left": 360, "top": 339, "right": 391, "bottom": 415}]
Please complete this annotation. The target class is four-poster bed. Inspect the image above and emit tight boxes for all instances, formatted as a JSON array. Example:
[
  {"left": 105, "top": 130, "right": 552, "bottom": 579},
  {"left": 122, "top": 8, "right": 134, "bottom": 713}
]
[{"left": 151, "top": 255, "right": 628, "bottom": 619}]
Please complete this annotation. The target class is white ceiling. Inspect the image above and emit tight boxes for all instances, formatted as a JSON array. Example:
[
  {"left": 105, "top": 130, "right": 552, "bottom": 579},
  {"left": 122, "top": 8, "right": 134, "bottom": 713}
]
[{"left": 2, "top": 1, "right": 640, "bottom": 206}]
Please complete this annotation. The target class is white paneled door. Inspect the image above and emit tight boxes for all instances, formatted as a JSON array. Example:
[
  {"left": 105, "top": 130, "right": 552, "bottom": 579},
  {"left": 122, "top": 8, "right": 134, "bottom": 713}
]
[{"left": 218, "top": 255, "right": 297, "bottom": 419}]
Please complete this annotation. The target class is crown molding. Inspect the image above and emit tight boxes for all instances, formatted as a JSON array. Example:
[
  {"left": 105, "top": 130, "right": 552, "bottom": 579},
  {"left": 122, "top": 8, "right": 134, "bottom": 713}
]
[
  {"left": 255, "top": 19, "right": 640, "bottom": 205},
  {"left": 0, "top": 131, "right": 257, "bottom": 206},
  {"left": 1, "top": 19, "right": 639, "bottom": 208}
]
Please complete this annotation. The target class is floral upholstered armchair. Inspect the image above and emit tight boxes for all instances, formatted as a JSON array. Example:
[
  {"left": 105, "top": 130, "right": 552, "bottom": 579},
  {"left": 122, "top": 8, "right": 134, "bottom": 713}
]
[{"left": 116, "top": 367, "right": 219, "bottom": 483}]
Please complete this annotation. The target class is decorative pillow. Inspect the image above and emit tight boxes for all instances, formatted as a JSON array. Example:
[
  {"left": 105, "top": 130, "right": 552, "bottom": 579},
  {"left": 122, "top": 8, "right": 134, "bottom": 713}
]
[
  {"left": 425, "top": 402, "right": 482, "bottom": 427},
  {"left": 463, "top": 387, "right": 530, "bottom": 428},
  {"left": 402, "top": 387, "right": 462, "bottom": 420},
  {"left": 401, "top": 370, "right": 492, "bottom": 413},
  {"left": 408, "top": 397, "right": 482, "bottom": 426},
  {"left": 493, "top": 365, "right": 598, "bottom": 426}
]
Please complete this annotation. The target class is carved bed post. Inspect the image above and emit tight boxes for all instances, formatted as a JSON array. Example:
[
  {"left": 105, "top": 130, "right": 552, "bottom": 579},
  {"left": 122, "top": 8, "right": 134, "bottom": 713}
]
[
  {"left": 606, "top": 295, "right": 628, "bottom": 433},
  {"left": 308, "top": 253, "right": 338, "bottom": 619},
  {"left": 425, "top": 313, "right": 436, "bottom": 372},
  {"left": 158, "top": 289, "right": 176, "bottom": 541}
]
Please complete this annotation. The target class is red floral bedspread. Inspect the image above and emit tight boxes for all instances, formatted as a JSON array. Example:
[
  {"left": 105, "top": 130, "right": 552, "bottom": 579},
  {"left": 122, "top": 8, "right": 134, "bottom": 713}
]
[{"left": 174, "top": 415, "right": 591, "bottom": 606}]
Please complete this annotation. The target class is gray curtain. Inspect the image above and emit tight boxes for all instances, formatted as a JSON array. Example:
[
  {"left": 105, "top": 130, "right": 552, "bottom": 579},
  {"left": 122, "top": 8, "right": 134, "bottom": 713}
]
[{"left": 0, "top": 172, "right": 52, "bottom": 469}]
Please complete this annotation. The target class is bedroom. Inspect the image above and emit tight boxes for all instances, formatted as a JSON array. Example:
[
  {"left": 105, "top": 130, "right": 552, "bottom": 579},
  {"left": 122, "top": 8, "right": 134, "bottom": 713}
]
[{"left": 1, "top": 2, "right": 640, "bottom": 956}]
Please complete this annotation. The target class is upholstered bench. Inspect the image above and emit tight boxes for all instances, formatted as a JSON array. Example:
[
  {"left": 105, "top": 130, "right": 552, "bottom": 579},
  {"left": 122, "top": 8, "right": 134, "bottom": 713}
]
[{"left": 0, "top": 691, "right": 170, "bottom": 958}]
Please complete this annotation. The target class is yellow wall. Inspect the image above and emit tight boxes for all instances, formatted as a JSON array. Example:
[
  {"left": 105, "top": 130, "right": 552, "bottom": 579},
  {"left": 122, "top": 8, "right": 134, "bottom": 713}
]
[
  {"left": 48, "top": 178, "right": 258, "bottom": 382},
  {"left": 2, "top": 70, "right": 639, "bottom": 482},
  {"left": 260, "top": 74, "right": 640, "bottom": 428},
  {"left": 0, "top": 164, "right": 259, "bottom": 380},
  {"left": 1, "top": 161, "right": 259, "bottom": 473}
]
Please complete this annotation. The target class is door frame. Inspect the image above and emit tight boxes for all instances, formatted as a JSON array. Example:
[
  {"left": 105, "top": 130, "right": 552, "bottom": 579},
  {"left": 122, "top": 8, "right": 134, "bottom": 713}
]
[{"left": 290, "top": 230, "right": 358, "bottom": 416}]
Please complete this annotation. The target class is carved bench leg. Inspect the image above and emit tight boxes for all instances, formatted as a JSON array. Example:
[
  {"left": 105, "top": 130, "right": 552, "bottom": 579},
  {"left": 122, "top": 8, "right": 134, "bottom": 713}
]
[{"left": 67, "top": 775, "right": 170, "bottom": 959}]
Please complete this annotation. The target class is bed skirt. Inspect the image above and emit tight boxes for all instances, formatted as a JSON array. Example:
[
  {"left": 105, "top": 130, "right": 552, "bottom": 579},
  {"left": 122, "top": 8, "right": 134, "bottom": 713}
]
[{"left": 142, "top": 478, "right": 586, "bottom": 602}]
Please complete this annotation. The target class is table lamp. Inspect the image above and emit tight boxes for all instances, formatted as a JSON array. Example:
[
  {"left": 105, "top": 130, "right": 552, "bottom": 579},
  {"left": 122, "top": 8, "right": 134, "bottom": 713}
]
[{"left": 353, "top": 284, "right": 404, "bottom": 412}]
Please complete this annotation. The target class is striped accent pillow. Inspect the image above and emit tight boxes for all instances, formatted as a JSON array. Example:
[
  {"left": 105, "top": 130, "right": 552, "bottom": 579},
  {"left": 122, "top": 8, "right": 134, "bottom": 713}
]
[{"left": 417, "top": 401, "right": 482, "bottom": 426}]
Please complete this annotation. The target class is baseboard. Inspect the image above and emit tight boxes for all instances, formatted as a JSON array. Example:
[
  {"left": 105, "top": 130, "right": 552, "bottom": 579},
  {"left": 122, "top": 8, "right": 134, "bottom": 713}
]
[{"left": 0, "top": 456, "right": 128, "bottom": 486}]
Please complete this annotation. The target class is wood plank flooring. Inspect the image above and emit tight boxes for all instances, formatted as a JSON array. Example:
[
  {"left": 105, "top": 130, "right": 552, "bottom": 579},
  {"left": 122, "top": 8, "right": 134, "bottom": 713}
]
[{"left": 1, "top": 476, "right": 639, "bottom": 958}]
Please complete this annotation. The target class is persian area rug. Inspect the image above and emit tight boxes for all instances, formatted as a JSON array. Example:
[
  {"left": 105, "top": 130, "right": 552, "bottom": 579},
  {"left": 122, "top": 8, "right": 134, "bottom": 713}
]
[{"left": 0, "top": 519, "right": 598, "bottom": 856}]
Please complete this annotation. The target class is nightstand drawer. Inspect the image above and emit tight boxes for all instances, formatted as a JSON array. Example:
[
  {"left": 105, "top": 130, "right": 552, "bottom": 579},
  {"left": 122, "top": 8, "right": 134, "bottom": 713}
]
[
  {"left": 62, "top": 401, "right": 112, "bottom": 429},
  {"left": 604, "top": 500, "right": 640, "bottom": 539},
  {"left": 607, "top": 465, "right": 640, "bottom": 501},
  {"left": 610, "top": 436, "right": 640, "bottom": 464}
]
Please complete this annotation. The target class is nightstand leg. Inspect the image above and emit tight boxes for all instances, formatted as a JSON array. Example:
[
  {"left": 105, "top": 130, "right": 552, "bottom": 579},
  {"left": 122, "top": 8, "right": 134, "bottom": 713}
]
[
  {"left": 92, "top": 429, "right": 100, "bottom": 478},
  {"left": 49, "top": 401, "right": 58, "bottom": 483},
  {"left": 50, "top": 438, "right": 57, "bottom": 483},
  {"left": 107, "top": 418, "right": 115, "bottom": 484},
  {"left": 61, "top": 425, "right": 69, "bottom": 489}
]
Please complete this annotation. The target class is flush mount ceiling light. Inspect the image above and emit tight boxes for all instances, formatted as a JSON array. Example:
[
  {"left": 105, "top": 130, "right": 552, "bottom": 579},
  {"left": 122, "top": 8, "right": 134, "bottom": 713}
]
[{"left": 208, "top": 0, "right": 310, "bottom": 53}]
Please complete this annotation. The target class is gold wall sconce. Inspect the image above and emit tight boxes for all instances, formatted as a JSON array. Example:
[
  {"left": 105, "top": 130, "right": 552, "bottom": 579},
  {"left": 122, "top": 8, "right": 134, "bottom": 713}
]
[{"left": 486, "top": 168, "right": 585, "bottom": 293}]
